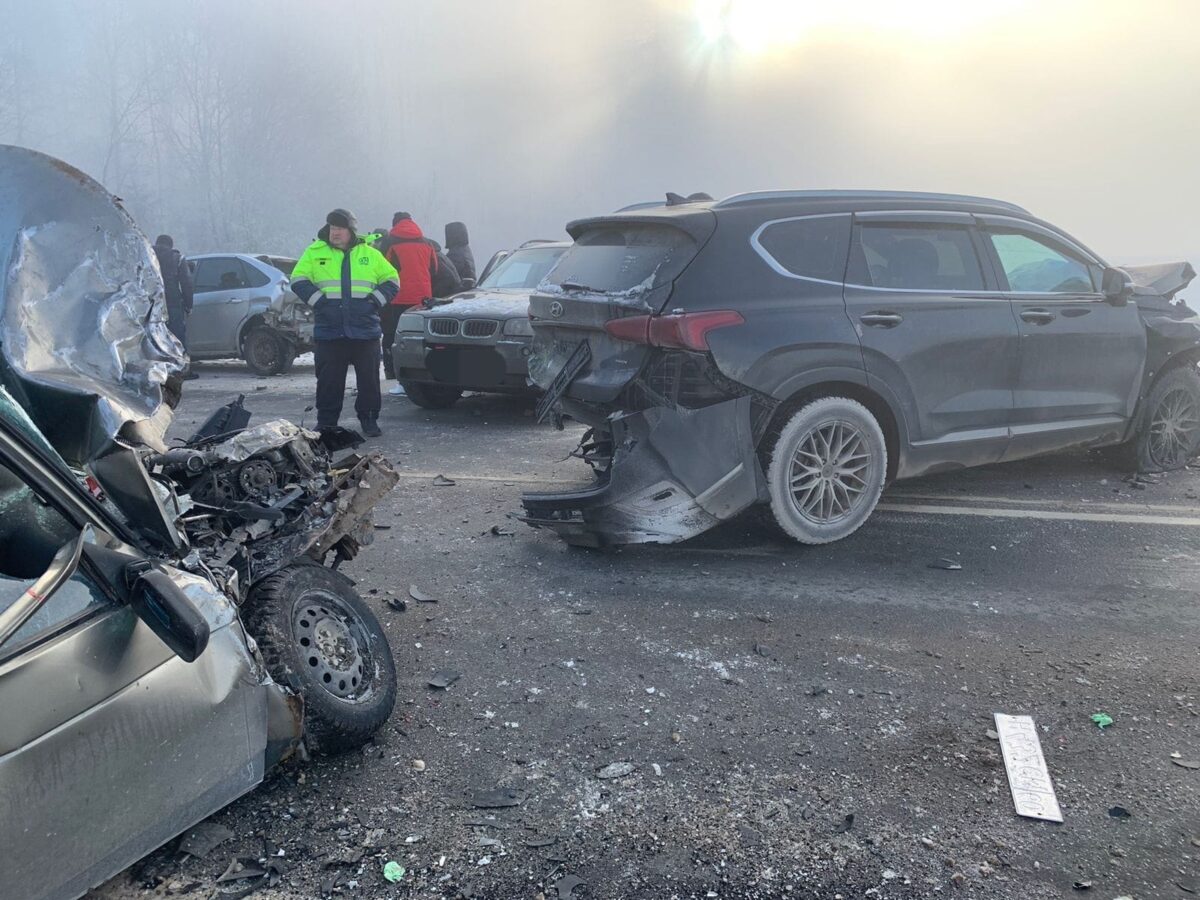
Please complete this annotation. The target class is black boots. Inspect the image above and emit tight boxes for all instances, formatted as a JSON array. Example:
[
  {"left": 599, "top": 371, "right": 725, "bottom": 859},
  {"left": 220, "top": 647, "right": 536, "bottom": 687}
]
[{"left": 359, "top": 418, "right": 382, "bottom": 438}]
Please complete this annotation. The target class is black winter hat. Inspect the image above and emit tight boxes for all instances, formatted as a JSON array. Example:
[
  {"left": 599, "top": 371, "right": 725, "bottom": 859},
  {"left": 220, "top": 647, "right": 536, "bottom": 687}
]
[
  {"left": 392, "top": 211, "right": 412, "bottom": 226},
  {"left": 154, "top": 234, "right": 174, "bottom": 249},
  {"left": 326, "top": 208, "right": 358, "bottom": 231}
]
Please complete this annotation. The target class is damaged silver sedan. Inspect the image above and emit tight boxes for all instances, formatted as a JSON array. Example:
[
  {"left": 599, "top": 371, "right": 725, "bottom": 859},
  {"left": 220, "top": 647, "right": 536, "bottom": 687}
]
[{"left": 0, "top": 146, "right": 399, "bottom": 900}]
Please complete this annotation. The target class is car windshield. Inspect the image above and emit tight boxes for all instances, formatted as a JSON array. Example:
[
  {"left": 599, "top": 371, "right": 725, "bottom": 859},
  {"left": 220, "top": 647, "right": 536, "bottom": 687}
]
[{"left": 478, "top": 246, "right": 568, "bottom": 290}]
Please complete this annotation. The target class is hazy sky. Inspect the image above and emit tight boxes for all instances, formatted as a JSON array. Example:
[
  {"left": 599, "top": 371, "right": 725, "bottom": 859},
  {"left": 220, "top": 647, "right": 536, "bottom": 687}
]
[{"left": 0, "top": 0, "right": 1197, "bottom": 265}]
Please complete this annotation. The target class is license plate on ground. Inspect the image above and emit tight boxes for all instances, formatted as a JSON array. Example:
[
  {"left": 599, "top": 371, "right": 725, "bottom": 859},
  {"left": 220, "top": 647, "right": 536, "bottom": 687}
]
[
  {"left": 994, "top": 713, "right": 1063, "bottom": 823},
  {"left": 535, "top": 341, "right": 591, "bottom": 424}
]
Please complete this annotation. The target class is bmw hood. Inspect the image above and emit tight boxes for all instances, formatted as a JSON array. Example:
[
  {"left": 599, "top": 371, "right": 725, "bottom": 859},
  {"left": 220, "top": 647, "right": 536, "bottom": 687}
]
[{"left": 422, "top": 290, "right": 532, "bottom": 319}]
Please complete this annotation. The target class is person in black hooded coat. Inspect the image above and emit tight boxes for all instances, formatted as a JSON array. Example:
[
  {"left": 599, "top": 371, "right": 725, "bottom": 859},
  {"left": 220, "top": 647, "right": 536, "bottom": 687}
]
[{"left": 444, "top": 221, "right": 476, "bottom": 286}]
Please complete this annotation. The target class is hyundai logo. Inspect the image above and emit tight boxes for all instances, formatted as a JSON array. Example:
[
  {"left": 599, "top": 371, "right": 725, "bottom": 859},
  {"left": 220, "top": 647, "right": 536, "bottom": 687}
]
[{"left": 549, "top": 301, "right": 564, "bottom": 318}]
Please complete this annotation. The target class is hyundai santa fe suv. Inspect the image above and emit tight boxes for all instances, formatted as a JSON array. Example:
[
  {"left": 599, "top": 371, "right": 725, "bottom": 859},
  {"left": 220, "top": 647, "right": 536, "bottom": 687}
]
[{"left": 520, "top": 190, "right": 1200, "bottom": 547}]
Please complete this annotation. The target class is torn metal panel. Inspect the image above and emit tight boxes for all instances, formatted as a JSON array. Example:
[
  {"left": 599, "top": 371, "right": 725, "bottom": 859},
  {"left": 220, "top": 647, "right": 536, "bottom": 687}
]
[
  {"left": 208, "top": 419, "right": 322, "bottom": 463},
  {"left": 521, "top": 396, "right": 762, "bottom": 546},
  {"left": 0, "top": 145, "right": 186, "bottom": 465},
  {"left": 1124, "top": 261, "right": 1196, "bottom": 300}
]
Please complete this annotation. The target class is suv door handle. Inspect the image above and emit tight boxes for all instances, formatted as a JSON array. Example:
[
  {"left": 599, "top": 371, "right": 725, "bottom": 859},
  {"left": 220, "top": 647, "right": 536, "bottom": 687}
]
[
  {"left": 226, "top": 296, "right": 245, "bottom": 303},
  {"left": 860, "top": 312, "right": 903, "bottom": 328},
  {"left": 1020, "top": 308, "right": 1056, "bottom": 325}
]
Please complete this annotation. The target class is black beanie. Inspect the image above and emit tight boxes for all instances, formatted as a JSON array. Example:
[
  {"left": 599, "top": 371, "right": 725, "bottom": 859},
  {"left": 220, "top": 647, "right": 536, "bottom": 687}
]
[
  {"left": 154, "top": 234, "right": 173, "bottom": 249},
  {"left": 326, "top": 208, "right": 358, "bottom": 232},
  {"left": 392, "top": 211, "right": 412, "bottom": 226}
]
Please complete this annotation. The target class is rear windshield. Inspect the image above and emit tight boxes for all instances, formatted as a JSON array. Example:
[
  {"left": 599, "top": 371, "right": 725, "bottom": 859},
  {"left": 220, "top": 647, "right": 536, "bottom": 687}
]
[
  {"left": 542, "top": 224, "right": 696, "bottom": 295},
  {"left": 478, "top": 246, "right": 568, "bottom": 290}
]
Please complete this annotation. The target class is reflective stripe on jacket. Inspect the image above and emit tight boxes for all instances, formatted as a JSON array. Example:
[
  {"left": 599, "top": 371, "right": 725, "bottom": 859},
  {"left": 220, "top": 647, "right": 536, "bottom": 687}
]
[{"left": 292, "top": 235, "right": 399, "bottom": 341}]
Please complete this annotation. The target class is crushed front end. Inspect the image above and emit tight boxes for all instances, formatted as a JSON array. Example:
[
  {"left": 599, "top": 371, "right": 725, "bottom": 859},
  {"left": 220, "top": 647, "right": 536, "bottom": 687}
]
[{"left": 142, "top": 417, "right": 399, "bottom": 594}]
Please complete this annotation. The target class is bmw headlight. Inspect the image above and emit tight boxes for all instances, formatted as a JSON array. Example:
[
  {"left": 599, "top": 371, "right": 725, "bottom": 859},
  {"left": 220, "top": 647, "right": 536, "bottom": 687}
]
[
  {"left": 398, "top": 313, "right": 425, "bottom": 332},
  {"left": 503, "top": 317, "right": 535, "bottom": 337}
]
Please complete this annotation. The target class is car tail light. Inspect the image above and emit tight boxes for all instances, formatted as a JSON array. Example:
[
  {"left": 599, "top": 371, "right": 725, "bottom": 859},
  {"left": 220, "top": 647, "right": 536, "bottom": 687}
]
[{"left": 604, "top": 310, "right": 744, "bottom": 351}]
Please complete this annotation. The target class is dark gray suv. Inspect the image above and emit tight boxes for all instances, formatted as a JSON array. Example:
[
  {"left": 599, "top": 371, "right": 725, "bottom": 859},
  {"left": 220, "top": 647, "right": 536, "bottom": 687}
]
[{"left": 521, "top": 190, "right": 1200, "bottom": 547}]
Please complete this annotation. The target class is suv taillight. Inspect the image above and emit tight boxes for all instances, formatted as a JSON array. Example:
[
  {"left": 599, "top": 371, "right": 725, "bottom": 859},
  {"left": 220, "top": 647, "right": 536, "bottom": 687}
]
[{"left": 604, "top": 310, "right": 744, "bottom": 351}]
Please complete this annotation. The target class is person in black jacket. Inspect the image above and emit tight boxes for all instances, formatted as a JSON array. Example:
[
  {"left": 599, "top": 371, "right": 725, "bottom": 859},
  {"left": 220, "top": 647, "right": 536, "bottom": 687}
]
[
  {"left": 444, "top": 221, "right": 476, "bottom": 287},
  {"left": 153, "top": 234, "right": 194, "bottom": 345},
  {"left": 153, "top": 234, "right": 197, "bottom": 379}
]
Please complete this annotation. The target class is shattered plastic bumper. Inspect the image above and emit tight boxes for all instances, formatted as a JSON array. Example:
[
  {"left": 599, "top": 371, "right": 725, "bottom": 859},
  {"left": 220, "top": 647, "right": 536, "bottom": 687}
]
[{"left": 520, "top": 396, "right": 764, "bottom": 547}]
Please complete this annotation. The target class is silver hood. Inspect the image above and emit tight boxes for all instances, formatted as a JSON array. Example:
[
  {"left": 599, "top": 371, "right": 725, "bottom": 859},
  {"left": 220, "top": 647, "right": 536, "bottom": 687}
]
[{"left": 0, "top": 145, "right": 186, "bottom": 464}]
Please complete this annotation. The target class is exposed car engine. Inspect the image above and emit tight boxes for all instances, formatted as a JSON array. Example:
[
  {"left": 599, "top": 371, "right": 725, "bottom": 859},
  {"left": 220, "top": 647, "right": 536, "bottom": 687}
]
[{"left": 142, "top": 415, "right": 398, "bottom": 598}]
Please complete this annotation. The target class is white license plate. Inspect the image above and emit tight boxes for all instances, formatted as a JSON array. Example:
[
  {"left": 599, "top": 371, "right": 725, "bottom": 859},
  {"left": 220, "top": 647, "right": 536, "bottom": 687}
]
[{"left": 994, "top": 713, "right": 1063, "bottom": 823}]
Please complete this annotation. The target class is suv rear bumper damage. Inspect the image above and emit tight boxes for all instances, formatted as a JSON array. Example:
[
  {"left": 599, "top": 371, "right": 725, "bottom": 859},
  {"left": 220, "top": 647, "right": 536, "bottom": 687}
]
[{"left": 520, "top": 395, "right": 765, "bottom": 546}]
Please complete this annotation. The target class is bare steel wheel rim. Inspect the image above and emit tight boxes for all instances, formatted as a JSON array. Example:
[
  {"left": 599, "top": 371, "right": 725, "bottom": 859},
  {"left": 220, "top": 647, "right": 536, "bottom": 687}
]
[
  {"left": 248, "top": 331, "right": 281, "bottom": 370},
  {"left": 292, "top": 591, "right": 369, "bottom": 701},
  {"left": 1149, "top": 387, "right": 1200, "bottom": 468},
  {"left": 787, "top": 418, "right": 875, "bottom": 525}
]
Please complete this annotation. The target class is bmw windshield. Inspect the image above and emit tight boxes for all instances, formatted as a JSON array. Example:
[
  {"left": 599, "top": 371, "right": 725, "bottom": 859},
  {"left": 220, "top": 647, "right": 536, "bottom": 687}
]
[{"left": 477, "top": 246, "right": 567, "bottom": 290}]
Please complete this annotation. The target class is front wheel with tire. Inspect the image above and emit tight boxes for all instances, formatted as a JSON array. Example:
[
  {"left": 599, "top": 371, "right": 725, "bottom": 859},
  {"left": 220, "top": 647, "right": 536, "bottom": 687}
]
[
  {"left": 402, "top": 382, "right": 463, "bottom": 409},
  {"left": 243, "top": 326, "right": 296, "bottom": 376},
  {"left": 243, "top": 564, "right": 397, "bottom": 754},
  {"left": 1133, "top": 365, "right": 1200, "bottom": 472},
  {"left": 766, "top": 396, "right": 888, "bottom": 545}
]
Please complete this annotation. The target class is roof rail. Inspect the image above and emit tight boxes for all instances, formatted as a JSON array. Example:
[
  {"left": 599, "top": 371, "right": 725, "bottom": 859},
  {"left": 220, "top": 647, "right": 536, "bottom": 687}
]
[{"left": 712, "top": 189, "right": 1028, "bottom": 213}]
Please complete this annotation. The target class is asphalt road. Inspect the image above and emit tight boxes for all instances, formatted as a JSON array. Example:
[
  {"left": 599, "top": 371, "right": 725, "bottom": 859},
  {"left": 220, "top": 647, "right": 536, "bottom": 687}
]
[{"left": 91, "top": 361, "right": 1200, "bottom": 900}]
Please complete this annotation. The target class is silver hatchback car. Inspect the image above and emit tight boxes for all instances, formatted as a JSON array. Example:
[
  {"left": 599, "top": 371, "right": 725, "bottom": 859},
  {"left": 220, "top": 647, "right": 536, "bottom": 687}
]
[{"left": 187, "top": 253, "right": 314, "bottom": 375}]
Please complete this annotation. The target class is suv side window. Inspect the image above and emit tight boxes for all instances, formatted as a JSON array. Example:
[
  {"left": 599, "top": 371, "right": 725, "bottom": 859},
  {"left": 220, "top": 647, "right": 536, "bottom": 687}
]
[
  {"left": 0, "top": 458, "right": 110, "bottom": 658},
  {"left": 193, "top": 257, "right": 247, "bottom": 293},
  {"left": 986, "top": 230, "right": 1096, "bottom": 293},
  {"left": 755, "top": 215, "right": 851, "bottom": 282},
  {"left": 849, "top": 224, "right": 985, "bottom": 291}
]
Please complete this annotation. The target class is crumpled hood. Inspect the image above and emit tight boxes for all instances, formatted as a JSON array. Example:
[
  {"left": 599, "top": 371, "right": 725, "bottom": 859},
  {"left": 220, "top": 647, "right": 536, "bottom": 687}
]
[
  {"left": 1123, "top": 261, "right": 1196, "bottom": 299},
  {"left": 0, "top": 145, "right": 186, "bottom": 465},
  {"left": 421, "top": 289, "right": 531, "bottom": 319}
]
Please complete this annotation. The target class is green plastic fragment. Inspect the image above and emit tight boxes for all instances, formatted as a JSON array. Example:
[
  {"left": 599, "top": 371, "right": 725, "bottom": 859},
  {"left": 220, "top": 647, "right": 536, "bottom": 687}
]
[
  {"left": 384, "top": 861, "right": 405, "bottom": 883},
  {"left": 1091, "top": 712, "right": 1114, "bottom": 729}
]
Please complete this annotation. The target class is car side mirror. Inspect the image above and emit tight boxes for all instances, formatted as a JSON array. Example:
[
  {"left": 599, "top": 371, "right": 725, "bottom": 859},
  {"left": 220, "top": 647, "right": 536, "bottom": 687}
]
[
  {"left": 1102, "top": 267, "right": 1134, "bottom": 306},
  {"left": 126, "top": 563, "right": 210, "bottom": 662}
]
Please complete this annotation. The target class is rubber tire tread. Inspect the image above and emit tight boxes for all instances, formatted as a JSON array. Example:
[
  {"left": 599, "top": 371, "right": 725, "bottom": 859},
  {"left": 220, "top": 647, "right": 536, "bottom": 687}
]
[
  {"left": 766, "top": 396, "right": 888, "bottom": 545},
  {"left": 243, "top": 564, "right": 397, "bottom": 755},
  {"left": 243, "top": 327, "right": 290, "bottom": 376},
  {"left": 1133, "top": 364, "right": 1200, "bottom": 473},
  {"left": 402, "top": 382, "right": 463, "bottom": 409}
]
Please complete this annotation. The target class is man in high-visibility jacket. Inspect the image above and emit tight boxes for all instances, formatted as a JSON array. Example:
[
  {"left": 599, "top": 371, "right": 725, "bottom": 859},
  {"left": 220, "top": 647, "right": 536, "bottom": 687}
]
[{"left": 291, "top": 209, "right": 399, "bottom": 437}]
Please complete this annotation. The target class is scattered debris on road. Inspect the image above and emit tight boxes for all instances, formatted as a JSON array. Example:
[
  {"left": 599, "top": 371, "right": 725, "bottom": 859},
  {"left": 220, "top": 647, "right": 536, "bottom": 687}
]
[
  {"left": 1091, "top": 712, "right": 1115, "bottom": 729},
  {"left": 428, "top": 669, "right": 462, "bottom": 689},
  {"left": 433, "top": 474, "right": 457, "bottom": 486}
]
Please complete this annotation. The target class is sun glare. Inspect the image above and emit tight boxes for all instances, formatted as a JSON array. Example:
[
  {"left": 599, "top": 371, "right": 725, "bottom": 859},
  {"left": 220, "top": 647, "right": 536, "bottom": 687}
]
[{"left": 694, "top": 0, "right": 1033, "bottom": 54}]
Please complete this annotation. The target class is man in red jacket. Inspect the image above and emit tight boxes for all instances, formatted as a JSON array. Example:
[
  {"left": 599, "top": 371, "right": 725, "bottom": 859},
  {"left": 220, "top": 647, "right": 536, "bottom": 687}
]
[{"left": 377, "top": 212, "right": 440, "bottom": 391}]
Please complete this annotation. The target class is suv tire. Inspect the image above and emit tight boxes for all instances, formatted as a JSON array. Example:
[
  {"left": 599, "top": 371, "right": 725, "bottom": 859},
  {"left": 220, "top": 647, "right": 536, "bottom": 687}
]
[
  {"left": 1133, "top": 365, "right": 1200, "bottom": 472},
  {"left": 402, "top": 382, "right": 463, "bottom": 409},
  {"left": 766, "top": 396, "right": 887, "bottom": 544},
  {"left": 243, "top": 564, "right": 397, "bottom": 754},
  {"left": 243, "top": 326, "right": 295, "bottom": 376}
]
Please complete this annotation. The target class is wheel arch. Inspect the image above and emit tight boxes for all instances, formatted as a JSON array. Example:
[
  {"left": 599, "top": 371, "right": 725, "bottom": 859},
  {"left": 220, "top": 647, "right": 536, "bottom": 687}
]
[
  {"left": 760, "top": 380, "right": 904, "bottom": 482},
  {"left": 1134, "top": 347, "right": 1200, "bottom": 431}
]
